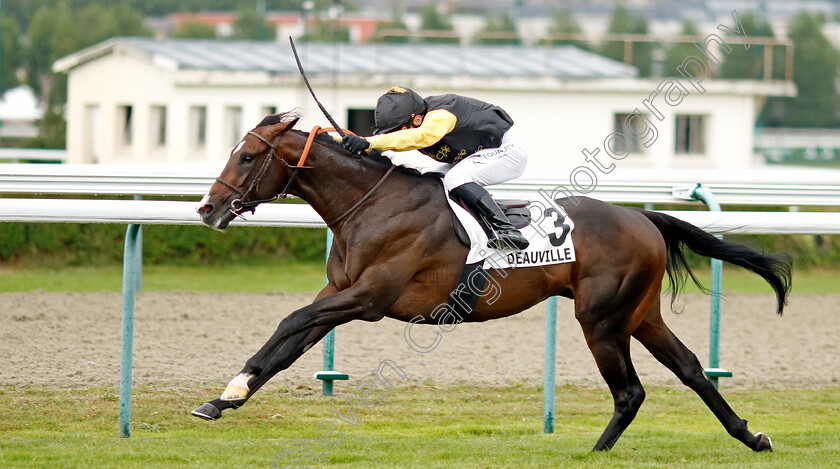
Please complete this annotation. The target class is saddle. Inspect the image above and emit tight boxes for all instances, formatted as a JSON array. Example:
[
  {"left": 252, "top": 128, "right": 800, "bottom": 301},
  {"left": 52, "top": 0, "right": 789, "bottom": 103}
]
[
  {"left": 450, "top": 199, "right": 531, "bottom": 248},
  {"left": 445, "top": 198, "right": 531, "bottom": 320},
  {"left": 417, "top": 168, "right": 531, "bottom": 248}
]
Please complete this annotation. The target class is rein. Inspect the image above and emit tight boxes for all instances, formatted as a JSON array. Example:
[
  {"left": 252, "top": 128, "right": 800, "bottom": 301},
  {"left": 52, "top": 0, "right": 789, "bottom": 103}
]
[
  {"left": 218, "top": 125, "right": 395, "bottom": 227},
  {"left": 327, "top": 164, "right": 395, "bottom": 227}
]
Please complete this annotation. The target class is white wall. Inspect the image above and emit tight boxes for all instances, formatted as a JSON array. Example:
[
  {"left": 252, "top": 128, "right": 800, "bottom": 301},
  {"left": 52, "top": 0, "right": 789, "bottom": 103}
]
[
  {"left": 65, "top": 53, "right": 762, "bottom": 173},
  {"left": 305, "top": 81, "right": 760, "bottom": 174},
  {"left": 66, "top": 52, "right": 175, "bottom": 164}
]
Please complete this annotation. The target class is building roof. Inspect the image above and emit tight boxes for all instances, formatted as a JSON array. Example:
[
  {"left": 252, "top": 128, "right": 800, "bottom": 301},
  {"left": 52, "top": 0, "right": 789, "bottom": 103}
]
[{"left": 54, "top": 37, "right": 638, "bottom": 79}]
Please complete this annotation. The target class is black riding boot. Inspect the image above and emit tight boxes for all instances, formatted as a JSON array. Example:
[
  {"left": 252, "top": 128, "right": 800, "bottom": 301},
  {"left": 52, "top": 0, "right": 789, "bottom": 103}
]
[{"left": 450, "top": 182, "right": 529, "bottom": 251}]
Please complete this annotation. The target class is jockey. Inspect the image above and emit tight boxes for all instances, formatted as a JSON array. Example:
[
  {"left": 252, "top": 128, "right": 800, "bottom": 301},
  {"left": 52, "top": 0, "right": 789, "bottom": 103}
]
[{"left": 342, "top": 86, "right": 529, "bottom": 251}]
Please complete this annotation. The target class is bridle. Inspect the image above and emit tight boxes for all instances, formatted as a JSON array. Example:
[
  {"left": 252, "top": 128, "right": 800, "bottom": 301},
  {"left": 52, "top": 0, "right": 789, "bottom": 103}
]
[
  {"left": 215, "top": 125, "right": 395, "bottom": 227},
  {"left": 214, "top": 130, "right": 293, "bottom": 215}
]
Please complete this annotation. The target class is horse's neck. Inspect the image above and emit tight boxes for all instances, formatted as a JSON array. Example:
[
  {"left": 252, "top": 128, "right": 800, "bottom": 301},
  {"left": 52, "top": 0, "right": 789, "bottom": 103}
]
[{"left": 290, "top": 142, "right": 397, "bottom": 226}]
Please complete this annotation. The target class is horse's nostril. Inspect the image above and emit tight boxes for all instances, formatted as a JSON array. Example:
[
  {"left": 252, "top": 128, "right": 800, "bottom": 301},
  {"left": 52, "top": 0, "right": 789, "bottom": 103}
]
[{"left": 198, "top": 204, "right": 214, "bottom": 215}]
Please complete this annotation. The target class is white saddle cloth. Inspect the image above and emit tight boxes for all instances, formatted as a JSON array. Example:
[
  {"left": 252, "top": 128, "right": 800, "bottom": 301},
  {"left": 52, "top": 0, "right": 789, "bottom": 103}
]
[
  {"left": 391, "top": 153, "right": 577, "bottom": 270},
  {"left": 440, "top": 183, "right": 577, "bottom": 269}
]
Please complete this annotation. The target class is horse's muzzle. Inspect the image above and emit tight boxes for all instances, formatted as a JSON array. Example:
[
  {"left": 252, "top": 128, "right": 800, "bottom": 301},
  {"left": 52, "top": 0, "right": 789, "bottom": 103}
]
[{"left": 197, "top": 200, "right": 234, "bottom": 231}]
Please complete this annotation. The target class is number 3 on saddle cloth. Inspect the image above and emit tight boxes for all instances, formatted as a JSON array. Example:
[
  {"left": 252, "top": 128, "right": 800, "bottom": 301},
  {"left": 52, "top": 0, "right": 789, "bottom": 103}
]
[{"left": 440, "top": 180, "right": 577, "bottom": 319}]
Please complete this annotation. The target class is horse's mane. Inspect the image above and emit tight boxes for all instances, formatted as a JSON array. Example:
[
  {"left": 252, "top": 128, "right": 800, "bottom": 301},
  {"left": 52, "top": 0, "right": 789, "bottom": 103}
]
[
  {"left": 290, "top": 128, "right": 425, "bottom": 178},
  {"left": 254, "top": 111, "right": 425, "bottom": 177}
]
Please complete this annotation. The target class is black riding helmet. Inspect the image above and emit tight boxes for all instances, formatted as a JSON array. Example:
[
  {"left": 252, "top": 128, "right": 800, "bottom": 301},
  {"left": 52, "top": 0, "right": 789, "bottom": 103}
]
[{"left": 373, "top": 86, "right": 427, "bottom": 134}]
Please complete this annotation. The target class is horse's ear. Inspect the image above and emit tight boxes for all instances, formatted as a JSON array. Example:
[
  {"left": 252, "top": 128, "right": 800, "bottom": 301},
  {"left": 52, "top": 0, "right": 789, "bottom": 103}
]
[
  {"left": 260, "top": 109, "right": 301, "bottom": 140},
  {"left": 265, "top": 117, "right": 299, "bottom": 139}
]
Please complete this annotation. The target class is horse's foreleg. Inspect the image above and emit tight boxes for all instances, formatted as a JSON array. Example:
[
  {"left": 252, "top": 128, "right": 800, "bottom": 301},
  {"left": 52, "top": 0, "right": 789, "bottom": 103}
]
[
  {"left": 237, "top": 283, "right": 388, "bottom": 381},
  {"left": 633, "top": 310, "right": 773, "bottom": 452},
  {"left": 192, "top": 324, "right": 334, "bottom": 420},
  {"left": 193, "top": 281, "right": 396, "bottom": 419}
]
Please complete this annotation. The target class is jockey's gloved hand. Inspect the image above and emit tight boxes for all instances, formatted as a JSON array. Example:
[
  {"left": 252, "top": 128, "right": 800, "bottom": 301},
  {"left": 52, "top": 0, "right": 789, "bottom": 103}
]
[{"left": 342, "top": 135, "right": 370, "bottom": 154}]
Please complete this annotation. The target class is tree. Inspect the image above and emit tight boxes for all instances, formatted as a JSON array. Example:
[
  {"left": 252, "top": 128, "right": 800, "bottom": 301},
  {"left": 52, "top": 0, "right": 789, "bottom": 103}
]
[
  {"left": 1, "top": 15, "right": 24, "bottom": 94},
  {"left": 24, "top": 2, "right": 151, "bottom": 107},
  {"left": 21, "top": 1, "right": 149, "bottom": 148},
  {"left": 418, "top": 6, "right": 458, "bottom": 44},
  {"left": 664, "top": 19, "right": 701, "bottom": 74},
  {"left": 299, "top": 18, "right": 350, "bottom": 42},
  {"left": 233, "top": 4, "right": 277, "bottom": 40},
  {"left": 600, "top": 5, "right": 653, "bottom": 77},
  {"left": 375, "top": 9, "right": 411, "bottom": 44},
  {"left": 475, "top": 12, "right": 520, "bottom": 45},
  {"left": 760, "top": 11, "right": 840, "bottom": 127},
  {"left": 23, "top": 107, "right": 66, "bottom": 149},
  {"left": 2, "top": 0, "right": 54, "bottom": 31},
  {"left": 172, "top": 21, "right": 218, "bottom": 39},
  {"left": 75, "top": 3, "right": 150, "bottom": 46},
  {"left": 544, "top": 8, "right": 587, "bottom": 50},
  {"left": 25, "top": 2, "right": 80, "bottom": 107},
  {"left": 716, "top": 12, "right": 782, "bottom": 80}
]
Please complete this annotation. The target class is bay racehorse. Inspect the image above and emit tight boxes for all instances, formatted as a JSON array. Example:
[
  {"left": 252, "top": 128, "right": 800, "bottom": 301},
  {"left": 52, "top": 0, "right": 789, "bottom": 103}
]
[{"left": 193, "top": 111, "right": 791, "bottom": 452}]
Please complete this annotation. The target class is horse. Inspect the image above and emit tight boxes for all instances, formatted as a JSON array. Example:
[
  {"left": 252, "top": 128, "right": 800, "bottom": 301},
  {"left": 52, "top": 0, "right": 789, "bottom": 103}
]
[{"left": 193, "top": 110, "right": 791, "bottom": 452}]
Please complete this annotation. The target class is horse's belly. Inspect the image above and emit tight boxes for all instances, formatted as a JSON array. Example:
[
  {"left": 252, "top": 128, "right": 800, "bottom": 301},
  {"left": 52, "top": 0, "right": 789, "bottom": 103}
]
[{"left": 386, "top": 266, "right": 566, "bottom": 324}]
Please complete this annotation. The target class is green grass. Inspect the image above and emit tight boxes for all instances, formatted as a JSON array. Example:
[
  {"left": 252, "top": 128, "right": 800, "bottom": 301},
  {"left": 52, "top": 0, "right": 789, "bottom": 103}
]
[
  {"left": 0, "top": 259, "right": 327, "bottom": 293},
  {"left": 0, "top": 384, "right": 838, "bottom": 468},
  {"left": 0, "top": 260, "right": 838, "bottom": 295},
  {"left": 681, "top": 266, "right": 840, "bottom": 295}
]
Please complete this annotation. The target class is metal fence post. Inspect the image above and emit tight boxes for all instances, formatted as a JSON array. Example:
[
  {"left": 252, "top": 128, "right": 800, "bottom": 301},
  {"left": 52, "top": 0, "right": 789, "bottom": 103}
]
[
  {"left": 691, "top": 186, "right": 732, "bottom": 389},
  {"left": 323, "top": 230, "right": 335, "bottom": 395},
  {"left": 316, "top": 229, "right": 348, "bottom": 394},
  {"left": 119, "top": 224, "right": 141, "bottom": 438},
  {"left": 543, "top": 295, "right": 557, "bottom": 433},
  {"left": 322, "top": 331, "right": 336, "bottom": 395}
]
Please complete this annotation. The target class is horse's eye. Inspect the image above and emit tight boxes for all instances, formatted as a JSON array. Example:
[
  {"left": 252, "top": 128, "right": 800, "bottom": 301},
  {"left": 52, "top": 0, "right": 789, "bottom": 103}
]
[{"left": 240, "top": 153, "right": 255, "bottom": 164}]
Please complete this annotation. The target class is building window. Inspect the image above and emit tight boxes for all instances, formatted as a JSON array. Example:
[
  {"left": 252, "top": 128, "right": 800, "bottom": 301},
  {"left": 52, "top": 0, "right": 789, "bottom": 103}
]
[
  {"left": 150, "top": 105, "right": 167, "bottom": 148},
  {"left": 225, "top": 106, "right": 243, "bottom": 148},
  {"left": 347, "top": 108, "right": 375, "bottom": 136},
  {"left": 675, "top": 115, "right": 706, "bottom": 155},
  {"left": 190, "top": 105, "right": 207, "bottom": 151},
  {"left": 84, "top": 105, "right": 100, "bottom": 164},
  {"left": 117, "top": 105, "right": 133, "bottom": 147},
  {"left": 611, "top": 113, "right": 648, "bottom": 155}
]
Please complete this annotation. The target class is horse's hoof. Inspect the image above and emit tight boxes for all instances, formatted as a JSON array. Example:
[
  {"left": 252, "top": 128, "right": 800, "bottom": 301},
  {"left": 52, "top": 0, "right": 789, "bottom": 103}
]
[
  {"left": 191, "top": 403, "right": 222, "bottom": 420},
  {"left": 220, "top": 372, "right": 254, "bottom": 402},
  {"left": 754, "top": 432, "right": 774, "bottom": 452}
]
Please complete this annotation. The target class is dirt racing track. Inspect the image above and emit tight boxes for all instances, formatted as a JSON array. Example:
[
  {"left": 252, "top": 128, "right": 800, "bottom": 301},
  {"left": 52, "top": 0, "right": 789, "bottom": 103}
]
[{"left": 0, "top": 291, "right": 837, "bottom": 391}]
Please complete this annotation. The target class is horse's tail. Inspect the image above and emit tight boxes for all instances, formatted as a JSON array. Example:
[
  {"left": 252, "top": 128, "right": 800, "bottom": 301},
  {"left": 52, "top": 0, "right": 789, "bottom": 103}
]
[{"left": 636, "top": 209, "right": 792, "bottom": 315}]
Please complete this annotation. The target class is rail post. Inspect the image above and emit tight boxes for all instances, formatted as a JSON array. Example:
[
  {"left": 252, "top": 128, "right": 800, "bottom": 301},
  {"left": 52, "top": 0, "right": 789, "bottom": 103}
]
[
  {"left": 690, "top": 186, "right": 732, "bottom": 389},
  {"left": 543, "top": 296, "right": 557, "bottom": 433},
  {"left": 315, "top": 229, "right": 348, "bottom": 394},
  {"left": 119, "top": 224, "right": 141, "bottom": 438}
]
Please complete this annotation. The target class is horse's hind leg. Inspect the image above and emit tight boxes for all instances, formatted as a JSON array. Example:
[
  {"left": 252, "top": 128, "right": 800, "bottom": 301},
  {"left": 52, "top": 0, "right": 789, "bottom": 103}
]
[
  {"left": 583, "top": 329, "right": 646, "bottom": 451},
  {"left": 632, "top": 300, "right": 773, "bottom": 452},
  {"left": 576, "top": 283, "right": 651, "bottom": 451}
]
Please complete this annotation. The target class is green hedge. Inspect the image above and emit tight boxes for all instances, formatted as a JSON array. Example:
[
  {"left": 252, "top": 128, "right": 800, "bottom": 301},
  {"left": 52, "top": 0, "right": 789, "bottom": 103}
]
[
  {"left": 0, "top": 223, "right": 327, "bottom": 266},
  {"left": 0, "top": 223, "right": 837, "bottom": 269},
  {"left": 727, "top": 233, "right": 840, "bottom": 268},
  {"left": 664, "top": 233, "right": 839, "bottom": 269}
]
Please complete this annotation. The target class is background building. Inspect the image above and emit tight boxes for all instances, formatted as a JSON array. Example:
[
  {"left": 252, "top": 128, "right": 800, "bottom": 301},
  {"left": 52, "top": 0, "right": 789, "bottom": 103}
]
[
  {"left": 0, "top": 86, "right": 41, "bottom": 141},
  {"left": 53, "top": 37, "right": 793, "bottom": 172}
]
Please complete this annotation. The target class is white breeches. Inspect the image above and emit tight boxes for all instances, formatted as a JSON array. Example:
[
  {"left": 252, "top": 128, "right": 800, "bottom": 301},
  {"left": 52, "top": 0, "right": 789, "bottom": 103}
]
[{"left": 442, "top": 125, "right": 529, "bottom": 192}]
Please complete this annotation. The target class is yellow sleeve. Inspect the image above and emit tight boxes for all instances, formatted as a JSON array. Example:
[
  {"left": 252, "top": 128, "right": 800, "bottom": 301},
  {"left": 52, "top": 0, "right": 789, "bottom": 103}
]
[{"left": 366, "top": 109, "right": 456, "bottom": 151}]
